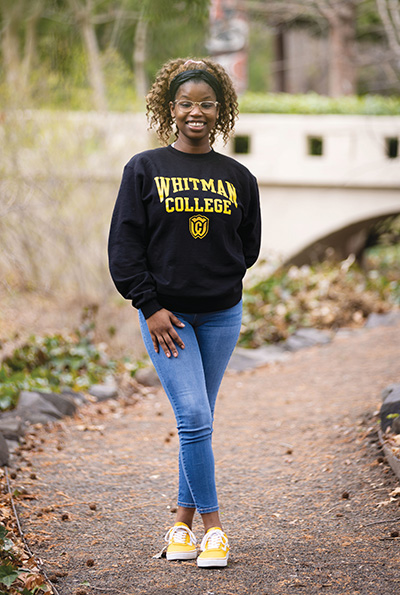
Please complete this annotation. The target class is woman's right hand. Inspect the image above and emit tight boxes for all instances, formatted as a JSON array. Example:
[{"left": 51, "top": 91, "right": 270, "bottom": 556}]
[{"left": 146, "top": 309, "right": 185, "bottom": 358}]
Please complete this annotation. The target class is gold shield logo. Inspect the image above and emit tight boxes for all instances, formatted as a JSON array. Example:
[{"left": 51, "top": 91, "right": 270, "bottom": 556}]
[{"left": 189, "top": 215, "right": 209, "bottom": 239}]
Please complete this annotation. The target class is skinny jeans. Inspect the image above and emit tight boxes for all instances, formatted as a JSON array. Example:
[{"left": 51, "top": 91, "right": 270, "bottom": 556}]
[{"left": 138, "top": 300, "right": 242, "bottom": 514}]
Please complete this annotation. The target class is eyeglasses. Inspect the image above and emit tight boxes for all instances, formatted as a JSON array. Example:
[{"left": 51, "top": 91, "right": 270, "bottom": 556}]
[{"left": 174, "top": 100, "right": 219, "bottom": 113}]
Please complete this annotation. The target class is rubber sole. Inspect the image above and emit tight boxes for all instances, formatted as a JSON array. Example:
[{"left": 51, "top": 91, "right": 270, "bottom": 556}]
[
  {"left": 197, "top": 552, "right": 229, "bottom": 568},
  {"left": 166, "top": 550, "right": 198, "bottom": 561}
]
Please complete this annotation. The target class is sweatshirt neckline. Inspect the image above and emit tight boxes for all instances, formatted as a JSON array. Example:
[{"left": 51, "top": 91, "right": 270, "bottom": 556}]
[{"left": 166, "top": 145, "right": 217, "bottom": 160}]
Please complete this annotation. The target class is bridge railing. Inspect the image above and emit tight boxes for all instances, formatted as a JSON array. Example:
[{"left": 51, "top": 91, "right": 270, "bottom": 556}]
[{"left": 216, "top": 114, "right": 400, "bottom": 189}]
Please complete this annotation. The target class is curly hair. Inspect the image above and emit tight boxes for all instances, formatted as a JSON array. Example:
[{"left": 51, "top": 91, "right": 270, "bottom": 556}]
[{"left": 146, "top": 57, "right": 239, "bottom": 147}]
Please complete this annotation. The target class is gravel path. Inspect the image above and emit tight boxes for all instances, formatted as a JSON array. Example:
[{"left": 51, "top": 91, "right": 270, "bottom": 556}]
[{"left": 13, "top": 322, "right": 400, "bottom": 595}]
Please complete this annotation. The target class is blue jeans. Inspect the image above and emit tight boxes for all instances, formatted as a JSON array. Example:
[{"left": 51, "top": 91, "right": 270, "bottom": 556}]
[{"left": 138, "top": 300, "right": 242, "bottom": 514}]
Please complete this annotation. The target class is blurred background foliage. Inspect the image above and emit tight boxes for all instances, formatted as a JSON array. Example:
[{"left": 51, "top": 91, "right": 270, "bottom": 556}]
[
  {"left": 1, "top": 0, "right": 400, "bottom": 111},
  {"left": 0, "top": 0, "right": 210, "bottom": 110},
  {"left": 241, "top": 244, "right": 400, "bottom": 348},
  {"left": 239, "top": 92, "right": 400, "bottom": 114}
]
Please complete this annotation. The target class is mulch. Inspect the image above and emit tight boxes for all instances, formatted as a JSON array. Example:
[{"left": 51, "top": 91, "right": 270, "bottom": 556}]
[{"left": 9, "top": 322, "right": 400, "bottom": 595}]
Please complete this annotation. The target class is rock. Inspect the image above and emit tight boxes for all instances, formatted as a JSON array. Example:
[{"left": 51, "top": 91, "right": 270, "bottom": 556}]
[
  {"left": 0, "top": 415, "right": 25, "bottom": 440},
  {"left": 61, "top": 388, "right": 87, "bottom": 405},
  {"left": 228, "top": 345, "right": 288, "bottom": 372},
  {"left": 381, "top": 384, "right": 400, "bottom": 403},
  {"left": 392, "top": 417, "right": 400, "bottom": 435},
  {"left": 335, "top": 328, "right": 364, "bottom": 338},
  {"left": 380, "top": 385, "right": 400, "bottom": 433},
  {"left": 380, "top": 406, "right": 400, "bottom": 433},
  {"left": 283, "top": 328, "right": 332, "bottom": 352},
  {"left": 0, "top": 387, "right": 87, "bottom": 444},
  {"left": 365, "top": 311, "right": 400, "bottom": 329},
  {"left": 135, "top": 367, "right": 161, "bottom": 387},
  {"left": 18, "top": 390, "right": 63, "bottom": 414},
  {"left": 17, "top": 409, "right": 62, "bottom": 426},
  {"left": 5, "top": 439, "right": 20, "bottom": 454},
  {"left": 0, "top": 432, "right": 9, "bottom": 466},
  {"left": 379, "top": 429, "right": 400, "bottom": 480},
  {"left": 88, "top": 383, "right": 118, "bottom": 401},
  {"left": 380, "top": 384, "right": 400, "bottom": 432},
  {"left": 37, "top": 391, "right": 77, "bottom": 417},
  {"left": 16, "top": 391, "right": 64, "bottom": 424}
]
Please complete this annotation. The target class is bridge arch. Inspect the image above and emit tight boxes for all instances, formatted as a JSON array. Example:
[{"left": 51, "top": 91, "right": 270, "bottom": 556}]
[{"left": 285, "top": 211, "right": 400, "bottom": 266}]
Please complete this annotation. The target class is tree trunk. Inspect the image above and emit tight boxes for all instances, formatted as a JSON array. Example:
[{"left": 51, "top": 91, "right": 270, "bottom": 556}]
[
  {"left": 273, "top": 25, "right": 287, "bottom": 92},
  {"left": 1, "top": 10, "right": 23, "bottom": 94},
  {"left": 67, "top": 0, "right": 108, "bottom": 111},
  {"left": 376, "top": 0, "right": 400, "bottom": 59},
  {"left": 81, "top": 16, "right": 108, "bottom": 111},
  {"left": 327, "top": 3, "right": 356, "bottom": 96},
  {"left": 133, "top": 10, "right": 148, "bottom": 101},
  {"left": 21, "top": 12, "right": 40, "bottom": 90}
]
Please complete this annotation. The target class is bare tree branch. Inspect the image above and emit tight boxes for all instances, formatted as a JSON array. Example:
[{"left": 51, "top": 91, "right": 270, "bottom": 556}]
[
  {"left": 66, "top": 0, "right": 108, "bottom": 110},
  {"left": 376, "top": 0, "right": 400, "bottom": 57},
  {"left": 388, "top": 0, "right": 400, "bottom": 43}
]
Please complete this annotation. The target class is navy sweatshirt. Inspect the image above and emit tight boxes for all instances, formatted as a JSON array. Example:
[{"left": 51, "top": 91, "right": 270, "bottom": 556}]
[{"left": 108, "top": 146, "right": 261, "bottom": 319}]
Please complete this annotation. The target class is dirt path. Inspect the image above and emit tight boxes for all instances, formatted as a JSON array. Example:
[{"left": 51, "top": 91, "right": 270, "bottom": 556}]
[{"left": 12, "top": 323, "right": 400, "bottom": 595}]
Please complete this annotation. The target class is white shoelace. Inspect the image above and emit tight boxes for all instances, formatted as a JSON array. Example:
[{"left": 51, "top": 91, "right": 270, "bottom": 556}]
[
  {"left": 200, "top": 528, "right": 228, "bottom": 551},
  {"left": 165, "top": 524, "right": 197, "bottom": 546}
]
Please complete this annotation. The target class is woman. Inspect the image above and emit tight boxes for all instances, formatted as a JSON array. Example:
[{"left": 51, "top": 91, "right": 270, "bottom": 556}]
[{"left": 108, "top": 57, "right": 261, "bottom": 568}]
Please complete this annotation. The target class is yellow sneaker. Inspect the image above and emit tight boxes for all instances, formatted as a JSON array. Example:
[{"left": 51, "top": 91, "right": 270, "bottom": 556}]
[
  {"left": 197, "top": 527, "right": 229, "bottom": 568},
  {"left": 165, "top": 522, "right": 197, "bottom": 561}
]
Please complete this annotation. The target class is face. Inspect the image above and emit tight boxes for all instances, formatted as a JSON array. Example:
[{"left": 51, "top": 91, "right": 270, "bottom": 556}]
[{"left": 170, "top": 80, "right": 219, "bottom": 151}]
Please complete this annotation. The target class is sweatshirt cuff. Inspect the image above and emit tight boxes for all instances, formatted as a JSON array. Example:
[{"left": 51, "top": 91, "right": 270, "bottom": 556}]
[{"left": 137, "top": 299, "right": 163, "bottom": 320}]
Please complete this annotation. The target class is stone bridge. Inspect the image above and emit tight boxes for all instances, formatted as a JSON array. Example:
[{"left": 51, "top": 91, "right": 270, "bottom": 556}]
[{"left": 217, "top": 114, "right": 400, "bottom": 265}]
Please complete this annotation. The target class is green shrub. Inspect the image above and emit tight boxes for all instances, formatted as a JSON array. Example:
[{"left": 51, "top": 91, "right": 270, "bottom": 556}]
[
  {"left": 240, "top": 258, "right": 400, "bottom": 348},
  {"left": 0, "top": 523, "right": 51, "bottom": 594},
  {"left": 0, "top": 330, "right": 115, "bottom": 411},
  {"left": 239, "top": 92, "right": 400, "bottom": 115}
]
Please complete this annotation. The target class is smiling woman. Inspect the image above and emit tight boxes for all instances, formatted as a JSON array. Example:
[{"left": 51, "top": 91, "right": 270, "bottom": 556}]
[{"left": 108, "top": 57, "right": 261, "bottom": 569}]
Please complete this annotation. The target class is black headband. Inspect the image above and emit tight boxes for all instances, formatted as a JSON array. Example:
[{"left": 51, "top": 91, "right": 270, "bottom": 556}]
[{"left": 169, "top": 69, "right": 222, "bottom": 102}]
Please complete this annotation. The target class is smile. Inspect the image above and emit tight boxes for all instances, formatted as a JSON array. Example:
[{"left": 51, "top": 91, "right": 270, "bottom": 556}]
[{"left": 187, "top": 121, "right": 206, "bottom": 128}]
